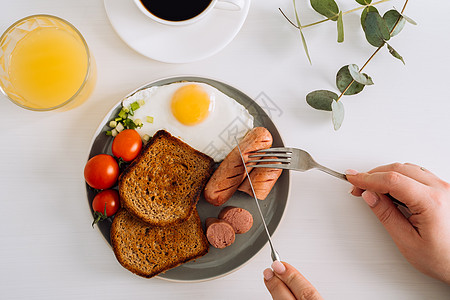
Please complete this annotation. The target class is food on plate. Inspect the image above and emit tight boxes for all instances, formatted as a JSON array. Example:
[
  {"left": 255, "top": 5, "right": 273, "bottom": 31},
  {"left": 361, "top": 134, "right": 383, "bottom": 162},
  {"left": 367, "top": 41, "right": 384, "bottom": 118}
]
[
  {"left": 111, "top": 208, "right": 209, "bottom": 278},
  {"left": 204, "top": 127, "right": 273, "bottom": 206},
  {"left": 91, "top": 189, "right": 120, "bottom": 227},
  {"left": 218, "top": 206, "right": 253, "bottom": 234},
  {"left": 238, "top": 158, "right": 282, "bottom": 200},
  {"left": 120, "top": 81, "right": 254, "bottom": 162},
  {"left": 111, "top": 129, "right": 143, "bottom": 162},
  {"left": 84, "top": 154, "right": 119, "bottom": 190},
  {"left": 205, "top": 218, "right": 236, "bottom": 249},
  {"left": 119, "top": 130, "right": 215, "bottom": 226}
]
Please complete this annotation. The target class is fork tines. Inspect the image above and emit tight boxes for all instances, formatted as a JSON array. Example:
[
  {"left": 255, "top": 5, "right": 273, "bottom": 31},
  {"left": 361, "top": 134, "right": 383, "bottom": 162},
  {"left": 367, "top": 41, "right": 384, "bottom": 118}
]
[{"left": 246, "top": 148, "right": 292, "bottom": 169}]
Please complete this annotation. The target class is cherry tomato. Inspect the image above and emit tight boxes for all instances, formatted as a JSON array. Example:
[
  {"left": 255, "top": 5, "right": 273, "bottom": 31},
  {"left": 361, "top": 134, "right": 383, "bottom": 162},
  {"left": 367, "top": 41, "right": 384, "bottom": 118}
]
[
  {"left": 84, "top": 154, "right": 119, "bottom": 189},
  {"left": 91, "top": 189, "right": 120, "bottom": 226},
  {"left": 112, "top": 129, "right": 142, "bottom": 162}
]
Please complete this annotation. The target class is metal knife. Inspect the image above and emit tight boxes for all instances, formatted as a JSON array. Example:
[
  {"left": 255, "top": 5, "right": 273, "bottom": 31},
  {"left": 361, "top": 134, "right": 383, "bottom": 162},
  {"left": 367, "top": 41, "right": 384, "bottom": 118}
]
[{"left": 234, "top": 137, "right": 281, "bottom": 262}]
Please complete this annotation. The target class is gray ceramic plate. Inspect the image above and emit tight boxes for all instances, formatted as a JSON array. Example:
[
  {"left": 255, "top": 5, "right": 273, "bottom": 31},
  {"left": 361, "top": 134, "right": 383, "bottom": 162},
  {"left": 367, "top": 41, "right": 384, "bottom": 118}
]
[{"left": 86, "top": 76, "right": 289, "bottom": 282}]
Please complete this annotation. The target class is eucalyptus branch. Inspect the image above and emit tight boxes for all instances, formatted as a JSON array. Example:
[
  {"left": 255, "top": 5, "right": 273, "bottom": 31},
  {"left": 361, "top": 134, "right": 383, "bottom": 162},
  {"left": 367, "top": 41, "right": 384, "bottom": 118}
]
[
  {"left": 302, "top": 0, "right": 391, "bottom": 29},
  {"left": 336, "top": 0, "right": 410, "bottom": 102},
  {"left": 301, "top": 0, "right": 417, "bottom": 130}
]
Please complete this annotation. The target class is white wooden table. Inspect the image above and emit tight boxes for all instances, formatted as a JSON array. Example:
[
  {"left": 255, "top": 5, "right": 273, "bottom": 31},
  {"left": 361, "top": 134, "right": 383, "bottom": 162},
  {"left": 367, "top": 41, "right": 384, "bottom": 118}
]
[{"left": 1, "top": 1, "right": 449, "bottom": 299}]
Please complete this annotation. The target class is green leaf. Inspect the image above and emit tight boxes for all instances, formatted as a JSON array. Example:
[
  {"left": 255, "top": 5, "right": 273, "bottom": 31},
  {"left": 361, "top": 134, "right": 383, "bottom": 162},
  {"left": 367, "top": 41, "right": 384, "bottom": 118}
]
[
  {"left": 402, "top": 13, "right": 417, "bottom": 25},
  {"left": 383, "top": 9, "right": 406, "bottom": 37},
  {"left": 364, "top": 11, "right": 390, "bottom": 47},
  {"left": 355, "top": 0, "right": 372, "bottom": 5},
  {"left": 306, "top": 90, "right": 338, "bottom": 111},
  {"left": 387, "top": 43, "right": 405, "bottom": 64},
  {"left": 337, "top": 11, "right": 344, "bottom": 43},
  {"left": 348, "top": 64, "right": 374, "bottom": 85},
  {"left": 336, "top": 65, "right": 365, "bottom": 95},
  {"left": 361, "top": 6, "right": 378, "bottom": 30},
  {"left": 310, "top": 0, "right": 339, "bottom": 21},
  {"left": 331, "top": 100, "right": 345, "bottom": 130},
  {"left": 294, "top": 0, "right": 312, "bottom": 64}
]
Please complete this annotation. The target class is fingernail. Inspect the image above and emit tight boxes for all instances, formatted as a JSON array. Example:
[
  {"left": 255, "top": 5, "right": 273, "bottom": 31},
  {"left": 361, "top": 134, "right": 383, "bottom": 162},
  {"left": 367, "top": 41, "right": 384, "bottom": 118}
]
[
  {"left": 263, "top": 268, "right": 274, "bottom": 280},
  {"left": 345, "top": 169, "right": 358, "bottom": 176},
  {"left": 271, "top": 260, "right": 286, "bottom": 274},
  {"left": 362, "top": 190, "right": 380, "bottom": 208},
  {"left": 348, "top": 186, "right": 355, "bottom": 194}
]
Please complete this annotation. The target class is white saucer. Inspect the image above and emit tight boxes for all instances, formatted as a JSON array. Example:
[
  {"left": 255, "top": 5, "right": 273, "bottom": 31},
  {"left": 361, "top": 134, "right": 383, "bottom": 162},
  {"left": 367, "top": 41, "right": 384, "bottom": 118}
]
[{"left": 104, "top": 0, "right": 251, "bottom": 63}]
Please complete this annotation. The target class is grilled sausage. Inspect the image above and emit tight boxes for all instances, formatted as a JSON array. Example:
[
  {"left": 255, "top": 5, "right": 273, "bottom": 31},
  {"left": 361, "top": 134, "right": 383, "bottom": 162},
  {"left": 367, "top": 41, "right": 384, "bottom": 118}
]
[
  {"left": 204, "top": 127, "right": 272, "bottom": 206},
  {"left": 238, "top": 157, "right": 282, "bottom": 200},
  {"left": 205, "top": 218, "right": 235, "bottom": 249},
  {"left": 218, "top": 206, "right": 253, "bottom": 234}
]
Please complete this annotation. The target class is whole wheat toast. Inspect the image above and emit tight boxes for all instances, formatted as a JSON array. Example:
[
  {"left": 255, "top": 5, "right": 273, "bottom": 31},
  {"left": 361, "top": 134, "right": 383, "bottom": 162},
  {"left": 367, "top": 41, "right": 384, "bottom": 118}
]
[
  {"left": 111, "top": 208, "right": 209, "bottom": 278},
  {"left": 118, "top": 130, "right": 215, "bottom": 226}
]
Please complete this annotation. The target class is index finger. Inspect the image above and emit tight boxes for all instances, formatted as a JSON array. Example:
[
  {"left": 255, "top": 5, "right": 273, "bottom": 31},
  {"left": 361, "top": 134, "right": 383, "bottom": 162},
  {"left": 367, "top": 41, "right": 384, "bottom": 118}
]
[
  {"left": 264, "top": 261, "right": 323, "bottom": 300},
  {"left": 346, "top": 171, "right": 432, "bottom": 213}
]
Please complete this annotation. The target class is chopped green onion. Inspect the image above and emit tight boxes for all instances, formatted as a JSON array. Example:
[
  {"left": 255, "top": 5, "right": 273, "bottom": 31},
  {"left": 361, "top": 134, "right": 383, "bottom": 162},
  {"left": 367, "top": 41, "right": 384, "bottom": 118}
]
[
  {"left": 118, "top": 109, "right": 127, "bottom": 119},
  {"left": 143, "top": 134, "right": 150, "bottom": 142},
  {"left": 109, "top": 121, "right": 117, "bottom": 128},
  {"left": 134, "top": 119, "right": 143, "bottom": 127},
  {"left": 138, "top": 99, "right": 145, "bottom": 107},
  {"left": 114, "top": 117, "right": 122, "bottom": 122},
  {"left": 146, "top": 116, "right": 154, "bottom": 123},
  {"left": 130, "top": 101, "right": 140, "bottom": 111},
  {"left": 116, "top": 122, "right": 125, "bottom": 133},
  {"left": 106, "top": 131, "right": 112, "bottom": 136},
  {"left": 111, "top": 129, "right": 118, "bottom": 137}
]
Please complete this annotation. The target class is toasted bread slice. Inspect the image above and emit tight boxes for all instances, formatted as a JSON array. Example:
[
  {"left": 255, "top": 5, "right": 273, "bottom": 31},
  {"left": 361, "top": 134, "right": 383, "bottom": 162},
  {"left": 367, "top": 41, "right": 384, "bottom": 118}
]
[
  {"left": 111, "top": 208, "right": 209, "bottom": 278},
  {"left": 119, "top": 130, "right": 215, "bottom": 226}
]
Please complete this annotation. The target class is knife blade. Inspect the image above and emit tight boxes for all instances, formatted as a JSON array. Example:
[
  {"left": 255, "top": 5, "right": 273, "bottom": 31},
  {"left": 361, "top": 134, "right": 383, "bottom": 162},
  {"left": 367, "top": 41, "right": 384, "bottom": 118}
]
[{"left": 234, "top": 136, "right": 281, "bottom": 262}]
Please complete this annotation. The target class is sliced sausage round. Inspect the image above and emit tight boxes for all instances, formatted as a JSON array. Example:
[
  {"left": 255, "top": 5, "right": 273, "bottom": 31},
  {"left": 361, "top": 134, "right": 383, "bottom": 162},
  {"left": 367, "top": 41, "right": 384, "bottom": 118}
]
[
  {"left": 205, "top": 218, "right": 235, "bottom": 249},
  {"left": 218, "top": 206, "right": 253, "bottom": 234}
]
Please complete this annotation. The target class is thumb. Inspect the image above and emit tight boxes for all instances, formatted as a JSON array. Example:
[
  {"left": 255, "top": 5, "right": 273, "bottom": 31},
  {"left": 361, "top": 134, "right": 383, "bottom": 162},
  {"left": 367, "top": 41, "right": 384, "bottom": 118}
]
[{"left": 361, "top": 191, "right": 419, "bottom": 243}]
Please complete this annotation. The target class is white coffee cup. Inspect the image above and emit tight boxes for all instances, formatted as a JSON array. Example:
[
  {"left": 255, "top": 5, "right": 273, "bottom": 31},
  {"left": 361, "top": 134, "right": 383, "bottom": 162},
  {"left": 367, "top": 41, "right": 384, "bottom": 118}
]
[{"left": 134, "top": 0, "right": 244, "bottom": 26}]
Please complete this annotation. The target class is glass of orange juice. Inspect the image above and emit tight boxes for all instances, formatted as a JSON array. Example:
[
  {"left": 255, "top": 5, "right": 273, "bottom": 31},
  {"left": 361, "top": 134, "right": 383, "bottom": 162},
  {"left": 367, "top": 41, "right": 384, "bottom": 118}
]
[{"left": 0, "top": 15, "right": 96, "bottom": 111}]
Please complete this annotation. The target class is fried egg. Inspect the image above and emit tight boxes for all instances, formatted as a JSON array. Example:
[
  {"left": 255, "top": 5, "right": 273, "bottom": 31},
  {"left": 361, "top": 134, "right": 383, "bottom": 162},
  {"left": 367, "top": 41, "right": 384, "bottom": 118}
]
[{"left": 122, "top": 82, "right": 254, "bottom": 162}]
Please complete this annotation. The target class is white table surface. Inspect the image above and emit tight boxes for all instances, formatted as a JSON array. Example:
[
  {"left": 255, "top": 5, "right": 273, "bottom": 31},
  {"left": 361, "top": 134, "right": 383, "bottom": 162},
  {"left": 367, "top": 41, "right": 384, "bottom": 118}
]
[{"left": 1, "top": 0, "right": 449, "bottom": 299}]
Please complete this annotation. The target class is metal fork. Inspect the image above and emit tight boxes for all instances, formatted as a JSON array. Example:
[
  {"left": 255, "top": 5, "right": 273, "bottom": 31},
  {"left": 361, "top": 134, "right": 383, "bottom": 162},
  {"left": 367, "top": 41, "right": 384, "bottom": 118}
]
[{"left": 248, "top": 147, "right": 407, "bottom": 209}]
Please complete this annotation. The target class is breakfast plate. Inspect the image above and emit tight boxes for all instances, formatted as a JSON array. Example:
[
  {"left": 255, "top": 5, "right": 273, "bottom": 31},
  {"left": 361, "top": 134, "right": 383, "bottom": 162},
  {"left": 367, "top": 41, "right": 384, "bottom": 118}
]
[
  {"left": 86, "top": 76, "right": 289, "bottom": 281},
  {"left": 103, "top": 0, "right": 251, "bottom": 63}
]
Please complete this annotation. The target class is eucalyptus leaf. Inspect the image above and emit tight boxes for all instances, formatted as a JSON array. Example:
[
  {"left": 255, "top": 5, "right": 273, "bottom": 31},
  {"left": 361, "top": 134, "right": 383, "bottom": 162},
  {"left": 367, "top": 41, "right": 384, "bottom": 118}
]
[
  {"left": 387, "top": 43, "right": 405, "bottom": 64},
  {"left": 294, "top": 0, "right": 312, "bottom": 64},
  {"left": 337, "top": 11, "right": 344, "bottom": 43},
  {"left": 306, "top": 90, "right": 338, "bottom": 111},
  {"left": 364, "top": 11, "right": 390, "bottom": 47},
  {"left": 331, "top": 100, "right": 345, "bottom": 130},
  {"left": 355, "top": 0, "right": 371, "bottom": 5},
  {"left": 383, "top": 9, "right": 406, "bottom": 37},
  {"left": 361, "top": 5, "right": 378, "bottom": 30},
  {"left": 402, "top": 13, "right": 417, "bottom": 25},
  {"left": 310, "top": 0, "right": 339, "bottom": 21},
  {"left": 336, "top": 65, "right": 365, "bottom": 95},
  {"left": 348, "top": 64, "right": 374, "bottom": 85}
]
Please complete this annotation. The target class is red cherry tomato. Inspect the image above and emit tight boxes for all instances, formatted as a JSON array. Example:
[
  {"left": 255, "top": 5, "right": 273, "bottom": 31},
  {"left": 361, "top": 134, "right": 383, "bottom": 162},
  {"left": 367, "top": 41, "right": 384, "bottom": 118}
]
[
  {"left": 84, "top": 154, "right": 119, "bottom": 189},
  {"left": 112, "top": 129, "right": 142, "bottom": 162},
  {"left": 91, "top": 189, "right": 120, "bottom": 226}
]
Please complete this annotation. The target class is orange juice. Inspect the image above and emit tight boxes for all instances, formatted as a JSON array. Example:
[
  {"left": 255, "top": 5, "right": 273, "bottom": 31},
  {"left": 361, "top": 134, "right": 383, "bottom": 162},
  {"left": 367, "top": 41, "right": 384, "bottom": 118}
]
[
  {"left": 9, "top": 27, "right": 88, "bottom": 109},
  {"left": 0, "top": 15, "right": 95, "bottom": 111}
]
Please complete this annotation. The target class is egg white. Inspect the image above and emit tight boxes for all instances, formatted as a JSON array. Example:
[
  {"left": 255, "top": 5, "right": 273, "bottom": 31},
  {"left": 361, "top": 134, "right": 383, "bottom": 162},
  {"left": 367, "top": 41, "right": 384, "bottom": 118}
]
[{"left": 122, "top": 82, "right": 254, "bottom": 162}]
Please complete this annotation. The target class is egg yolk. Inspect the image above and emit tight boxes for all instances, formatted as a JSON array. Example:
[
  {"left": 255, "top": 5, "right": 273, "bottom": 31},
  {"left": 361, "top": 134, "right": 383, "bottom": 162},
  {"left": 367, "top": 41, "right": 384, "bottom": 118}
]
[{"left": 171, "top": 84, "right": 212, "bottom": 126}]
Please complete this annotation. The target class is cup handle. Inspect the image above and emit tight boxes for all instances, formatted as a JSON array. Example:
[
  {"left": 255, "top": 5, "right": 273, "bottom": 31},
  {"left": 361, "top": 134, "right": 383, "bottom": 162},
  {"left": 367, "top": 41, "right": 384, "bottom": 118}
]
[{"left": 214, "top": 0, "right": 244, "bottom": 11}]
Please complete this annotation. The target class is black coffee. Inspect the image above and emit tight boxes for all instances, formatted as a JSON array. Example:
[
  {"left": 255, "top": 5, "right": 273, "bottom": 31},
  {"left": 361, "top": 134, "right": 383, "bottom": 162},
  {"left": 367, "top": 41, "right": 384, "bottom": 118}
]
[{"left": 140, "top": 0, "right": 213, "bottom": 22}]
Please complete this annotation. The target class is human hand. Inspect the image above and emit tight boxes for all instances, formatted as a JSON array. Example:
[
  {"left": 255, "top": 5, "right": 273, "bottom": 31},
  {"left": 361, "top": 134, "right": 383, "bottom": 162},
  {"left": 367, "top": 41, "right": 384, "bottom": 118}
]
[
  {"left": 263, "top": 261, "right": 323, "bottom": 300},
  {"left": 346, "top": 163, "right": 450, "bottom": 284}
]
